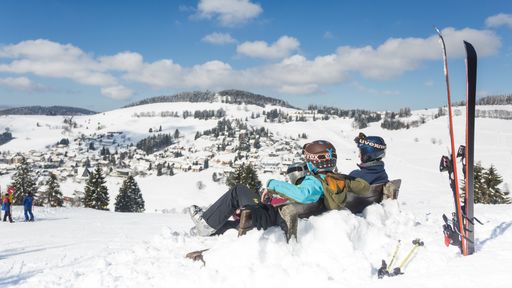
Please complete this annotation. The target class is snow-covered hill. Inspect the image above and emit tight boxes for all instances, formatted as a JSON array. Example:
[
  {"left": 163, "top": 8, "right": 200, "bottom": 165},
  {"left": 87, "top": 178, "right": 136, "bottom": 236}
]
[{"left": 0, "top": 98, "right": 511, "bottom": 287}]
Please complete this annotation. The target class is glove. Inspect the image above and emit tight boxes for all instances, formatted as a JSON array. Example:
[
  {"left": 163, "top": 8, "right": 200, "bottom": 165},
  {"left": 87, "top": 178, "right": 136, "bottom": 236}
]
[{"left": 242, "top": 204, "right": 278, "bottom": 230}]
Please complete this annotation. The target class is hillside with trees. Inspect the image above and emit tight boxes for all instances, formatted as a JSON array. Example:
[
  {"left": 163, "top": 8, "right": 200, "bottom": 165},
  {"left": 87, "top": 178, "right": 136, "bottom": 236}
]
[
  {"left": 0, "top": 106, "right": 96, "bottom": 116},
  {"left": 125, "top": 89, "right": 295, "bottom": 109}
]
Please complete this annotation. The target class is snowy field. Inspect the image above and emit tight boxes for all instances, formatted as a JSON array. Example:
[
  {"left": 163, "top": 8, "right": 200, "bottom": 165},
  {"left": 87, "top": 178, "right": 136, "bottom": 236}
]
[{"left": 1, "top": 102, "right": 511, "bottom": 287}]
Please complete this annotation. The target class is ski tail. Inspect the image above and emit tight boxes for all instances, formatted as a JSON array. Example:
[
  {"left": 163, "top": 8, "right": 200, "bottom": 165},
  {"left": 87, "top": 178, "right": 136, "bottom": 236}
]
[
  {"left": 464, "top": 41, "right": 477, "bottom": 255},
  {"left": 435, "top": 27, "right": 467, "bottom": 256}
]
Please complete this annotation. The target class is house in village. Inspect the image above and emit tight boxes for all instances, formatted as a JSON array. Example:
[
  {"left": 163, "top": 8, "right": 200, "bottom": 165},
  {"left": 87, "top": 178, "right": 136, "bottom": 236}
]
[
  {"left": 10, "top": 153, "right": 24, "bottom": 164},
  {"left": 75, "top": 167, "right": 91, "bottom": 180},
  {"left": 114, "top": 168, "right": 131, "bottom": 177}
]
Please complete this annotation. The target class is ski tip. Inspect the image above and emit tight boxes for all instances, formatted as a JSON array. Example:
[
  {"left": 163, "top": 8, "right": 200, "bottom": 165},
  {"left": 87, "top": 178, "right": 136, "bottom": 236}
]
[
  {"left": 463, "top": 41, "right": 474, "bottom": 50},
  {"left": 463, "top": 41, "right": 477, "bottom": 56},
  {"left": 434, "top": 26, "right": 441, "bottom": 35}
]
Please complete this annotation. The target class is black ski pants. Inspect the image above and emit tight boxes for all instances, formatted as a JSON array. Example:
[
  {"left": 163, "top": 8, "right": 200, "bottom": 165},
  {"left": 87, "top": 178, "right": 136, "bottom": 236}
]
[
  {"left": 202, "top": 184, "right": 260, "bottom": 233},
  {"left": 3, "top": 209, "right": 13, "bottom": 222}
]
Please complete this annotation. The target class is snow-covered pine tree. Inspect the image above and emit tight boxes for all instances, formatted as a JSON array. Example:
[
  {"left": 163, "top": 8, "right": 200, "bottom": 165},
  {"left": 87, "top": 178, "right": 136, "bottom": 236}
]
[
  {"left": 43, "top": 172, "right": 63, "bottom": 207},
  {"left": 226, "top": 163, "right": 262, "bottom": 192},
  {"left": 83, "top": 166, "right": 110, "bottom": 210},
  {"left": 463, "top": 162, "right": 511, "bottom": 204},
  {"left": 114, "top": 175, "right": 145, "bottom": 212},
  {"left": 11, "top": 157, "right": 36, "bottom": 205},
  {"left": 483, "top": 165, "right": 510, "bottom": 204},
  {"left": 243, "top": 163, "right": 262, "bottom": 192}
]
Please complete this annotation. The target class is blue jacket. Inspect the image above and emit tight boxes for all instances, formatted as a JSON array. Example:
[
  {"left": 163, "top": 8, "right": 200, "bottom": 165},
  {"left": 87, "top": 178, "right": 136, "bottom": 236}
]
[
  {"left": 267, "top": 175, "right": 325, "bottom": 204},
  {"left": 2, "top": 200, "right": 11, "bottom": 211},
  {"left": 349, "top": 161, "right": 388, "bottom": 185},
  {"left": 23, "top": 195, "right": 34, "bottom": 208}
]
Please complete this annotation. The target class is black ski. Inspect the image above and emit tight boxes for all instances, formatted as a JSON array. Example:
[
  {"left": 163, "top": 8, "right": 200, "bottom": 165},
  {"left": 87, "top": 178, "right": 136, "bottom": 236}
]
[{"left": 463, "top": 41, "right": 477, "bottom": 255}]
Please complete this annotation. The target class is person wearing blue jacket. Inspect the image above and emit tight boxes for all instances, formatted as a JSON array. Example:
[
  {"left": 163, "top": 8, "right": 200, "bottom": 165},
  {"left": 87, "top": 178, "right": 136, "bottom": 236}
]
[
  {"left": 188, "top": 140, "right": 369, "bottom": 236},
  {"left": 23, "top": 192, "right": 34, "bottom": 222},
  {"left": 2, "top": 193, "right": 13, "bottom": 223}
]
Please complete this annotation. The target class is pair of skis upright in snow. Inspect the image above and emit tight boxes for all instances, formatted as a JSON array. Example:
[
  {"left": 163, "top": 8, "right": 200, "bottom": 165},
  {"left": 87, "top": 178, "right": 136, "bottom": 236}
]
[{"left": 436, "top": 28, "right": 478, "bottom": 256}]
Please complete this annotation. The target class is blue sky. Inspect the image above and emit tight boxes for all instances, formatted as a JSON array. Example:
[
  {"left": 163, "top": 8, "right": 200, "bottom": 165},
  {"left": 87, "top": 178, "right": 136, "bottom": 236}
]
[{"left": 0, "top": 0, "right": 511, "bottom": 112}]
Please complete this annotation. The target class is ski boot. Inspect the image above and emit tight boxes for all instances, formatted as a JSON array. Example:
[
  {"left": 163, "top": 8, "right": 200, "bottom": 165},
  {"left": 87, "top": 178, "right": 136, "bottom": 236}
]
[
  {"left": 238, "top": 208, "right": 254, "bottom": 236},
  {"left": 188, "top": 205, "right": 216, "bottom": 237}
]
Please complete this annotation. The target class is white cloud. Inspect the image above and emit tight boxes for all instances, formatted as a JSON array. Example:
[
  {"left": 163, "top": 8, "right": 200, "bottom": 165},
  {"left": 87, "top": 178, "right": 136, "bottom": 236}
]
[
  {"left": 196, "top": 0, "right": 262, "bottom": 26},
  {"left": 0, "top": 26, "right": 502, "bottom": 98},
  {"left": 124, "top": 59, "right": 183, "bottom": 88},
  {"left": 202, "top": 32, "right": 237, "bottom": 45},
  {"left": 100, "top": 52, "right": 143, "bottom": 71},
  {"left": 101, "top": 85, "right": 134, "bottom": 100},
  {"left": 486, "top": 13, "right": 512, "bottom": 29},
  {"left": 184, "top": 61, "right": 233, "bottom": 88},
  {"left": 0, "top": 39, "right": 117, "bottom": 86},
  {"left": 278, "top": 84, "right": 320, "bottom": 94},
  {"left": 237, "top": 36, "right": 300, "bottom": 60},
  {"left": 334, "top": 27, "right": 501, "bottom": 80},
  {"left": 0, "top": 39, "right": 135, "bottom": 99},
  {"left": 0, "top": 76, "right": 45, "bottom": 91}
]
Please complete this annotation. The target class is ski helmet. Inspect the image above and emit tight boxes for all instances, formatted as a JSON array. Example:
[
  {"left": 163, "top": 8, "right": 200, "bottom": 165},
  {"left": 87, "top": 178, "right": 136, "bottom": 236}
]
[
  {"left": 302, "top": 140, "right": 337, "bottom": 173},
  {"left": 286, "top": 162, "right": 309, "bottom": 185},
  {"left": 354, "top": 132, "right": 386, "bottom": 163}
]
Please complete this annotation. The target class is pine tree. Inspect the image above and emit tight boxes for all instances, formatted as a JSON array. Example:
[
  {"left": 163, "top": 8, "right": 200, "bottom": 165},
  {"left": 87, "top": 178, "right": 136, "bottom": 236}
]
[
  {"left": 483, "top": 165, "right": 510, "bottom": 204},
  {"left": 83, "top": 166, "right": 110, "bottom": 210},
  {"left": 11, "top": 157, "right": 36, "bottom": 204},
  {"left": 463, "top": 162, "right": 511, "bottom": 204},
  {"left": 253, "top": 137, "right": 261, "bottom": 149},
  {"left": 226, "top": 163, "right": 262, "bottom": 192},
  {"left": 114, "top": 176, "right": 145, "bottom": 212},
  {"left": 43, "top": 173, "right": 63, "bottom": 207}
]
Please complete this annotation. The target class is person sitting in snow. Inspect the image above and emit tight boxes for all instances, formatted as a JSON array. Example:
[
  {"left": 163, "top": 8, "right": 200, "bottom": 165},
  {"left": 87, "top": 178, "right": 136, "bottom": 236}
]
[
  {"left": 23, "top": 192, "right": 35, "bottom": 222},
  {"left": 188, "top": 140, "right": 371, "bottom": 238},
  {"left": 188, "top": 161, "right": 309, "bottom": 237},
  {"left": 349, "top": 132, "right": 388, "bottom": 185}
]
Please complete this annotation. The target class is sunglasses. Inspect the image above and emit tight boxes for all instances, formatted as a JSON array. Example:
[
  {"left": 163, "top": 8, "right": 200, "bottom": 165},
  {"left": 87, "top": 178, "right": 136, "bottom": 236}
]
[{"left": 286, "top": 165, "right": 307, "bottom": 174}]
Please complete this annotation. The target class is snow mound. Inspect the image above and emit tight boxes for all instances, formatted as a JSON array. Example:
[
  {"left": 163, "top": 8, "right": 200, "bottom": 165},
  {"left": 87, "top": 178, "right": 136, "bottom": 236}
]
[{"left": 19, "top": 201, "right": 424, "bottom": 288}]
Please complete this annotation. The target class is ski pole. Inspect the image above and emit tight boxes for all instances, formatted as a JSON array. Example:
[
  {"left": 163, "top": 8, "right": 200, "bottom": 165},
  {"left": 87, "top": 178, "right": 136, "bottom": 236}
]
[
  {"left": 398, "top": 239, "right": 424, "bottom": 271},
  {"left": 387, "top": 240, "right": 401, "bottom": 272}
]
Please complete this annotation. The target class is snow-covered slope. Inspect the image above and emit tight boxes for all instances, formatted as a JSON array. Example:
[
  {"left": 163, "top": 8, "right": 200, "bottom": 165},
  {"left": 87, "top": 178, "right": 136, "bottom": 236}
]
[{"left": 0, "top": 101, "right": 511, "bottom": 287}]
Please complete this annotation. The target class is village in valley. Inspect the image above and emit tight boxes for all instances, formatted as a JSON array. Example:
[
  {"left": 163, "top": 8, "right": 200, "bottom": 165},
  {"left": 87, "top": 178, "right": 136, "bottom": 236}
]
[
  {"left": 2, "top": 90, "right": 510, "bottom": 208},
  {"left": 0, "top": 93, "right": 316, "bottom": 205}
]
